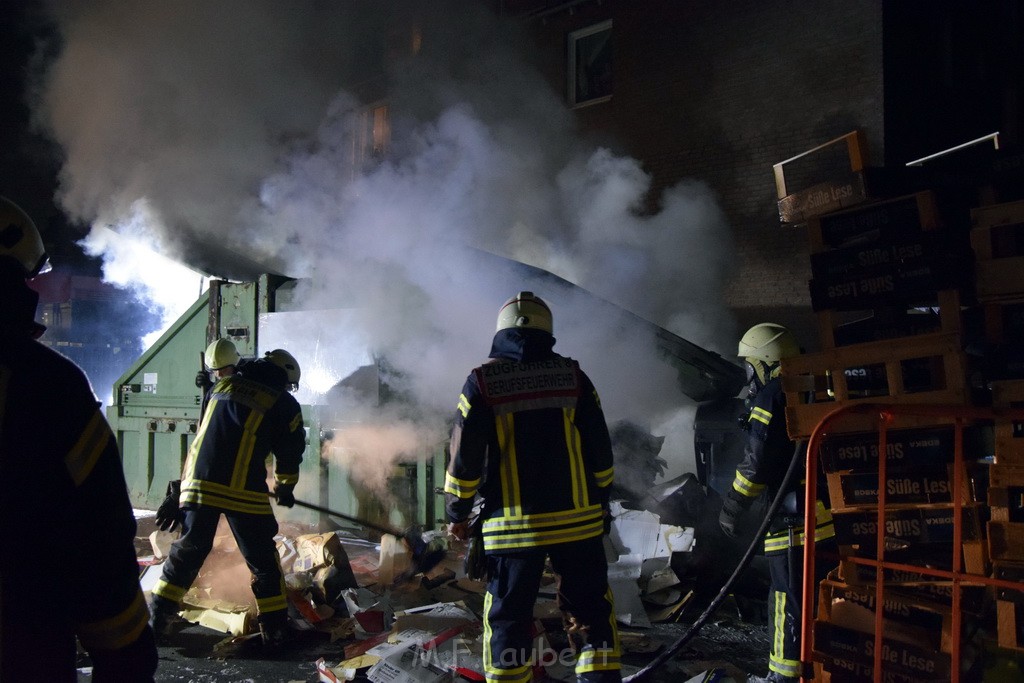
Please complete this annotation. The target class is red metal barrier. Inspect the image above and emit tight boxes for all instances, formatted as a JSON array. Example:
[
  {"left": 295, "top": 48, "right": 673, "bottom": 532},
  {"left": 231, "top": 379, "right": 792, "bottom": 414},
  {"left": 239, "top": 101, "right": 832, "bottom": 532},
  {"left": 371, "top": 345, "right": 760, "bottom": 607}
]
[{"left": 799, "top": 402, "right": 1024, "bottom": 682}]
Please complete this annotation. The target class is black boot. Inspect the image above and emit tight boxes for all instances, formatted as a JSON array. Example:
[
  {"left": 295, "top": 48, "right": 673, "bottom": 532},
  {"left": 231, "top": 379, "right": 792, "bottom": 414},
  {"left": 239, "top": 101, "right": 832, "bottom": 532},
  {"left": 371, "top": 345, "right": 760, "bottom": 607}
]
[
  {"left": 746, "top": 673, "right": 798, "bottom": 683},
  {"left": 576, "top": 646, "right": 622, "bottom": 683},
  {"left": 148, "top": 596, "right": 186, "bottom": 639},
  {"left": 258, "top": 611, "right": 291, "bottom": 652}
]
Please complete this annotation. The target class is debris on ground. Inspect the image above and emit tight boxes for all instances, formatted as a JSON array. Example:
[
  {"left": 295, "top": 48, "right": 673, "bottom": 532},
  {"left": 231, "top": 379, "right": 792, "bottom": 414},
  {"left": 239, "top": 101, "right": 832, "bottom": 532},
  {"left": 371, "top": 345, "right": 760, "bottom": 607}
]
[{"left": 132, "top": 502, "right": 765, "bottom": 682}]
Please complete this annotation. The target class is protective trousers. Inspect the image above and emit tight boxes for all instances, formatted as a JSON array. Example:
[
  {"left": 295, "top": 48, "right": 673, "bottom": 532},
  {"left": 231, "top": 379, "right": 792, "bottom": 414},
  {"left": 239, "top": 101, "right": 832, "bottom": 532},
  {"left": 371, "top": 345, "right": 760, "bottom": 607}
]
[
  {"left": 483, "top": 536, "right": 620, "bottom": 683},
  {"left": 151, "top": 506, "right": 288, "bottom": 626},
  {"left": 765, "top": 537, "right": 836, "bottom": 681}
]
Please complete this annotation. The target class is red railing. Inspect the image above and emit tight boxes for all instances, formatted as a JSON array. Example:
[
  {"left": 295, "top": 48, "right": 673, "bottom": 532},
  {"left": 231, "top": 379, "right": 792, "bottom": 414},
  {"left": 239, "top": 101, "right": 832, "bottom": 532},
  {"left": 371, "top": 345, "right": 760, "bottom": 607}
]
[{"left": 799, "top": 402, "right": 1024, "bottom": 682}]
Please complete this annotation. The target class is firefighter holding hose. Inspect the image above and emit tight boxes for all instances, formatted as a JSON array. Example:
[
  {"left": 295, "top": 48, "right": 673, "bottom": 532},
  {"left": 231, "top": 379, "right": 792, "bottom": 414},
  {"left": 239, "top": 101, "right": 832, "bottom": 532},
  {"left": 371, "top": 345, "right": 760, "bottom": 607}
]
[
  {"left": 719, "top": 323, "right": 836, "bottom": 683},
  {"left": 445, "top": 292, "right": 621, "bottom": 683}
]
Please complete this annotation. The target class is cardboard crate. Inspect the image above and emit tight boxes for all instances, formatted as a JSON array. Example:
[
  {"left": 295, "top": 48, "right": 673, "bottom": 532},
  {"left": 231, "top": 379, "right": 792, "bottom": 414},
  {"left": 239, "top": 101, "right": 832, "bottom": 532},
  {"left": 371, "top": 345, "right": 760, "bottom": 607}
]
[
  {"left": 832, "top": 505, "right": 984, "bottom": 549},
  {"left": 827, "top": 463, "right": 977, "bottom": 512},
  {"left": 812, "top": 620, "right": 950, "bottom": 680},
  {"left": 817, "top": 425, "right": 957, "bottom": 473},
  {"left": 781, "top": 332, "right": 970, "bottom": 440},
  {"left": 818, "top": 579, "right": 953, "bottom": 653},
  {"left": 778, "top": 168, "right": 930, "bottom": 226},
  {"left": 808, "top": 253, "right": 971, "bottom": 313},
  {"left": 807, "top": 190, "right": 943, "bottom": 253},
  {"left": 820, "top": 655, "right": 946, "bottom": 683},
  {"left": 992, "top": 380, "right": 1024, "bottom": 465},
  {"left": 971, "top": 200, "right": 1024, "bottom": 301},
  {"left": 838, "top": 553, "right": 989, "bottom": 595}
]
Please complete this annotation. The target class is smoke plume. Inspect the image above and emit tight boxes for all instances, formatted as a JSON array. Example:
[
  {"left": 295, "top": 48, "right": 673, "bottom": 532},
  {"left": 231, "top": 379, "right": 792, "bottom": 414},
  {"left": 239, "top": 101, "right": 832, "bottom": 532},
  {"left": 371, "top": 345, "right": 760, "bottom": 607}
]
[{"left": 32, "top": 0, "right": 739, "bottom": 483}]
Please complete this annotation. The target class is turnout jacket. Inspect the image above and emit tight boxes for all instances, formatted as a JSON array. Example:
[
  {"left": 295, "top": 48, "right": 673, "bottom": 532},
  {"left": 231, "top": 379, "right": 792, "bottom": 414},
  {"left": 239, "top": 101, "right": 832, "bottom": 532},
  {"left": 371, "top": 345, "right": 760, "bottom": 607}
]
[
  {"left": 181, "top": 359, "right": 305, "bottom": 515},
  {"left": 726, "top": 376, "right": 834, "bottom": 555},
  {"left": 445, "top": 328, "right": 615, "bottom": 553},
  {"left": 0, "top": 328, "right": 156, "bottom": 682}
]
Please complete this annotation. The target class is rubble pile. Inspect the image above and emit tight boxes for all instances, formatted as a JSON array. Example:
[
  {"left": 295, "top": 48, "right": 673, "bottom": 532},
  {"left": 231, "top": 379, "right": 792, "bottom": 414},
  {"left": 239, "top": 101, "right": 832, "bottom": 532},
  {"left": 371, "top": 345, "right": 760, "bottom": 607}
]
[{"left": 136, "top": 504, "right": 757, "bottom": 682}]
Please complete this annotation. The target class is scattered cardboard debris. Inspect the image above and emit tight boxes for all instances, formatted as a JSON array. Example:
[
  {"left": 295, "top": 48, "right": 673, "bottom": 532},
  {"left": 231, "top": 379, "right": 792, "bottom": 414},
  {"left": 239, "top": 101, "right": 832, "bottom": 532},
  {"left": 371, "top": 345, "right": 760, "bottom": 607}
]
[
  {"left": 149, "top": 529, "right": 177, "bottom": 559},
  {"left": 178, "top": 598, "right": 253, "bottom": 635}
]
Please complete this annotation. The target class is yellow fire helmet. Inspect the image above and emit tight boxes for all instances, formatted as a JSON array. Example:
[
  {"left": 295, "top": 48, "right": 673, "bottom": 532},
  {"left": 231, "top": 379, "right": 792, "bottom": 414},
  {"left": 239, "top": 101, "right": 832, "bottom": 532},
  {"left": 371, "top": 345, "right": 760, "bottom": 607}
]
[
  {"left": 737, "top": 323, "right": 799, "bottom": 364},
  {"left": 204, "top": 338, "right": 240, "bottom": 371}
]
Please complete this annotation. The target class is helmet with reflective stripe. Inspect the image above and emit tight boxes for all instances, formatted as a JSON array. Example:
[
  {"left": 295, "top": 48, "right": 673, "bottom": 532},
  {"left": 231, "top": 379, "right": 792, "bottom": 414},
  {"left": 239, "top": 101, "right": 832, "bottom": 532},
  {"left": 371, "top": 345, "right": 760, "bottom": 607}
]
[
  {"left": 0, "top": 197, "right": 50, "bottom": 278},
  {"left": 204, "top": 338, "right": 240, "bottom": 371},
  {"left": 496, "top": 291, "right": 553, "bottom": 334},
  {"left": 264, "top": 348, "right": 301, "bottom": 388},
  {"left": 737, "top": 323, "right": 799, "bottom": 363}
]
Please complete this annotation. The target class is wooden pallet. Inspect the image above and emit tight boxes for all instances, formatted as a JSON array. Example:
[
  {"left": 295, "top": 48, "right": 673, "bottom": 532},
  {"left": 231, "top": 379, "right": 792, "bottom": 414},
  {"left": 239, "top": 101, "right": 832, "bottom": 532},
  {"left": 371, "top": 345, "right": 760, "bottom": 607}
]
[
  {"left": 816, "top": 288, "right": 965, "bottom": 349},
  {"left": 992, "top": 380, "right": 1024, "bottom": 465},
  {"left": 980, "top": 296, "right": 1024, "bottom": 345},
  {"left": 989, "top": 561, "right": 1024, "bottom": 652},
  {"left": 971, "top": 200, "right": 1024, "bottom": 301},
  {"left": 781, "top": 332, "right": 970, "bottom": 439}
]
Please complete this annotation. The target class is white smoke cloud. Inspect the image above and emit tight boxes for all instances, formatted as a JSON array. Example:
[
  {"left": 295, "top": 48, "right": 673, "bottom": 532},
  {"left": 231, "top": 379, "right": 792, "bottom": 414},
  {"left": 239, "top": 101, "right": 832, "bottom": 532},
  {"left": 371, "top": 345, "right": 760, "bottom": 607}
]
[{"left": 33, "top": 0, "right": 740, "bottom": 482}]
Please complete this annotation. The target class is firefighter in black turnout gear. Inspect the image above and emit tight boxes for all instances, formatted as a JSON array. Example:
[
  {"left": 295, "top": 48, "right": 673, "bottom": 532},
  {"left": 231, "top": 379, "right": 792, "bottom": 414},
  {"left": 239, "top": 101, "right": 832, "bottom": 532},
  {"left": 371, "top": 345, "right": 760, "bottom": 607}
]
[
  {"left": 446, "top": 292, "right": 621, "bottom": 683},
  {"left": 0, "top": 197, "right": 158, "bottom": 682},
  {"left": 196, "top": 337, "right": 241, "bottom": 419},
  {"left": 719, "top": 323, "right": 836, "bottom": 683},
  {"left": 149, "top": 348, "right": 305, "bottom": 649}
]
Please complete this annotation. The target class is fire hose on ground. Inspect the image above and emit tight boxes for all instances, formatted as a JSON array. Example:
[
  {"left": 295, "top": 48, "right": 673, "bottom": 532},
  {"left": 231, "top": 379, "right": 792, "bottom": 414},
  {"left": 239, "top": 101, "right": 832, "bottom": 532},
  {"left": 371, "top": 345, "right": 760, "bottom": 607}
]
[{"left": 623, "top": 440, "right": 806, "bottom": 683}]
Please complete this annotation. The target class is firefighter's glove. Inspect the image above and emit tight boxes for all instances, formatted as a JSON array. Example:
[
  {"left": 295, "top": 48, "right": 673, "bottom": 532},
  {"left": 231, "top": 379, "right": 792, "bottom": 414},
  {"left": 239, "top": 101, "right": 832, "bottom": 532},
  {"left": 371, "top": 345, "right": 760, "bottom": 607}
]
[
  {"left": 195, "top": 370, "right": 213, "bottom": 391},
  {"left": 156, "top": 480, "right": 183, "bottom": 533},
  {"left": 602, "top": 507, "right": 612, "bottom": 535},
  {"left": 274, "top": 484, "right": 296, "bottom": 508},
  {"left": 447, "top": 520, "right": 470, "bottom": 542},
  {"left": 719, "top": 496, "right": 745, "bottom": 539}
]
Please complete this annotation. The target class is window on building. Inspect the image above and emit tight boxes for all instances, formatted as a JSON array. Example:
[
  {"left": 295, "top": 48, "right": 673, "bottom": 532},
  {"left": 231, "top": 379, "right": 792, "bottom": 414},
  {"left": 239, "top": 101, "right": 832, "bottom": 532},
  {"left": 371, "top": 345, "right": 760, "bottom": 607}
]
[
  {"left": 348, "top": 103, "right": 391, "bottom": 178},
  {"left": 568, "top": 19, "right": 612, "bottom": 108}
]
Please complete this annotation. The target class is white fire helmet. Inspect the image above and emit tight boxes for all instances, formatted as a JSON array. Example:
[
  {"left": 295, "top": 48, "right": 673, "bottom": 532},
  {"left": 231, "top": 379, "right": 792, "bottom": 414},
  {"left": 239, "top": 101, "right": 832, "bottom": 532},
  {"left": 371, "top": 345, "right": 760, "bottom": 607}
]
[
  {"left": 264, "top": 348, "right": 301, "bottom": 388},
  {"left": 204, "top": 338, "right": 240, "bottom": 371},
  {"left": 0, "top": 197, "right": 50, "bottom": 278},
  {"left": 496, "top": 291, "right": 553, "bottom": 334}
]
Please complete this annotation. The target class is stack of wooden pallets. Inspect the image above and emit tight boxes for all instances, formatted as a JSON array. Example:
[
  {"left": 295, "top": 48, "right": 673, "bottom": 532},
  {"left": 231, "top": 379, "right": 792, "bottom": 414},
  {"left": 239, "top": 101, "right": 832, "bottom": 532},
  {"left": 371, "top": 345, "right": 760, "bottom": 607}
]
[{"left": 770, "top": 131, "right": 1024, "bottom": 680}]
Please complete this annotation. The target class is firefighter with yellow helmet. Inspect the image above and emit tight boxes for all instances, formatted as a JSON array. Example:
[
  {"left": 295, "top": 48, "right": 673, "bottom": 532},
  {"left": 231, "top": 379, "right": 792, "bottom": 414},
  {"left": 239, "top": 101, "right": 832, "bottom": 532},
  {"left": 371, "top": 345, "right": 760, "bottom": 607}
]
[
  {"left": 150, "top": 346, "right": 305, "bottom": 649},
  {"left": 445, "top": 292, "right": 621, "bottom": 683},
  {"left": 720, "top": 323, "right": 835, "bottom": 683},
  {"left": 196, "top": 337, "right": 242, "bottom": 417},
  {"left": 0, "top": 197, "right": 158, "bottom": 680}
]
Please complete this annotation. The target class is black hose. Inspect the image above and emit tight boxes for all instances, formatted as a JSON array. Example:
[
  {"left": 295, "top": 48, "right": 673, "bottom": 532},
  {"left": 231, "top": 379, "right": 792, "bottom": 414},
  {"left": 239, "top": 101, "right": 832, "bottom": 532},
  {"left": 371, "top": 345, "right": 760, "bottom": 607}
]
[{"left": 623, "top": 440, "right": 807, "bottom": 682}]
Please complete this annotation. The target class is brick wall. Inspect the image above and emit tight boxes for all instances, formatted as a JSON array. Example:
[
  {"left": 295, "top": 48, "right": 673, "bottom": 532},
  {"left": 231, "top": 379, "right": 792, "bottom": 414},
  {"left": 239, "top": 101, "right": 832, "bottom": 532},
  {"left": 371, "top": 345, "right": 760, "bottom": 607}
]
[{"left": 516, "top": 0, "right": 886, "bottom": 348}]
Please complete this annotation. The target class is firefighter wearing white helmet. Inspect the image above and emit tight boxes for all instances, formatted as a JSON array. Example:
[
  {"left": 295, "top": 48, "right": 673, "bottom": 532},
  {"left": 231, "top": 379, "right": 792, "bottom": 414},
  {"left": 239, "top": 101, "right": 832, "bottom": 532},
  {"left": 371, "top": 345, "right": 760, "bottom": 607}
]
[
  {"left": 495, "top": 290, "right": 553, "bottom": 334},
  {"left": 446, "top": 291, "right": 621, "bottom": 683},
  {"left": 1, "top": 197, "right": 158, "bottom": 679},
  {"left": 264, "top": 348, "right": 301, "bottom": 390},
  {"left": 151, "top": 343, "right": 305, "bottom": 650},
  {"left": 722, "top": 323, "right": 835, "bottom": 683}
]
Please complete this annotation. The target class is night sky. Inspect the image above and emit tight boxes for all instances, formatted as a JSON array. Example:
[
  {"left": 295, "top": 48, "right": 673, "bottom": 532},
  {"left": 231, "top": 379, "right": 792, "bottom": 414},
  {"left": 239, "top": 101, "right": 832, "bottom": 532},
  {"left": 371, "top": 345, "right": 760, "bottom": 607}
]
[{"left": 1, "top": 0, "right": 96, "bottom": 273}]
